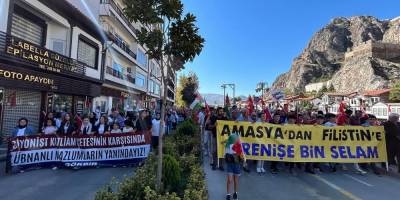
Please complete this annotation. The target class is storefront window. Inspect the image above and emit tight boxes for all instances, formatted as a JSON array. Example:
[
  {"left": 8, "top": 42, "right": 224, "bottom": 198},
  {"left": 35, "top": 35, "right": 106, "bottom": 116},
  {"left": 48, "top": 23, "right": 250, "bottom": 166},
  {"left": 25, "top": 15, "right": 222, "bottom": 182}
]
[{"left": 52, "top": 94, "right": 72, "bottom": 113}]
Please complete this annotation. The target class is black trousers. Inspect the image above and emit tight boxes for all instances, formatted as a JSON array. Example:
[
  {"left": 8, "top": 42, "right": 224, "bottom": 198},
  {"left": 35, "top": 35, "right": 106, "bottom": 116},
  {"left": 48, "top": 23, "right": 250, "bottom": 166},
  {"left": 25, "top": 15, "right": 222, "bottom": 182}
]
[{"left": 387, "top": 141, "right": 400, "bottom": 168}]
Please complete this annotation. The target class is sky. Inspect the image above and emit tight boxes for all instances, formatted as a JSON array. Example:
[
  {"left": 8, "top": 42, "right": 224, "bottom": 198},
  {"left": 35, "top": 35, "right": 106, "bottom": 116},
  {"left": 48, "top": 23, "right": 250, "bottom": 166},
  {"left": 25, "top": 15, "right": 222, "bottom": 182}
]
[{"left": 180, "top": 0, "right": 400, "bottom": 97}]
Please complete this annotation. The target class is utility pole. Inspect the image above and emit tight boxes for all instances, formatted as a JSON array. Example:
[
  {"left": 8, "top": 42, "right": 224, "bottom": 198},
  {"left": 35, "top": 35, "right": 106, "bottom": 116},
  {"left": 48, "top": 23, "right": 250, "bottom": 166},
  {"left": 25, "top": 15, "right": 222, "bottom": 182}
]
[
  {"left": 221, "top": 84, "right": 227, "bottom": 107},
  {"left": 221, "top": 83, "right": 235, "bottom": 106}
]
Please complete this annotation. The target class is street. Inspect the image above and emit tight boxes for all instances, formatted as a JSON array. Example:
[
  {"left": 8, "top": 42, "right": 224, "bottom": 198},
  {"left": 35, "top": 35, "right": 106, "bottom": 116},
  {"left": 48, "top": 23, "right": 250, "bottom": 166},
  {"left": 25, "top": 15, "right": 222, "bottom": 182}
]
[
  {"left": 205, "top": 160, "right": 400, "bottom": 200},
  {"left": 0, "top": 161, "right": 134, "bottom": 200}
]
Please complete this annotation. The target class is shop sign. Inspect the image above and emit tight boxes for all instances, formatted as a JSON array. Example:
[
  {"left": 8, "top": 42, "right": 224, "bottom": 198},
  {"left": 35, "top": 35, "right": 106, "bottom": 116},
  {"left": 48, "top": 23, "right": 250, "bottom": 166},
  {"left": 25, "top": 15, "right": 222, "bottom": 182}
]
[
  {"left": 121, "top": 92, "right": 130, "bottom": 98},
  {"left": 6, "top": 36, "right": 84, "bottom": 74},
  {"left": 0, "top": 67, "right": 55, "bottom": 86}
]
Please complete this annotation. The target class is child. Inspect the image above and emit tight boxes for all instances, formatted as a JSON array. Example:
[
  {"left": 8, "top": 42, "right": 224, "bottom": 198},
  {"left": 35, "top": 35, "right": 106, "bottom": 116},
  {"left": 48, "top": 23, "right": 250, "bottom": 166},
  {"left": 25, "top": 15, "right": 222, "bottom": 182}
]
[
  {"left": 110, "top": 123, "right": 122, "bottom": 134},
  {"left": 43, "top": 119, "right": 57, "bottom": 135},
  {"left": 122, "top": 120, "right": 134, "bottom": 133},
  {"left": 225, "top": 133, "right": 244, "bottom": 200}
]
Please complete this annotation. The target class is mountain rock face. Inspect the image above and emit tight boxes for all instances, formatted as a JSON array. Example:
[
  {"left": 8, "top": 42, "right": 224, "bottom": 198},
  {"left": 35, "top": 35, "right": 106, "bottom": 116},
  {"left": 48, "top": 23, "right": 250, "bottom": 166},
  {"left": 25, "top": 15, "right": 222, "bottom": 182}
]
[{"left": 272, "top": 16, "right": 400, "bottom": 93}]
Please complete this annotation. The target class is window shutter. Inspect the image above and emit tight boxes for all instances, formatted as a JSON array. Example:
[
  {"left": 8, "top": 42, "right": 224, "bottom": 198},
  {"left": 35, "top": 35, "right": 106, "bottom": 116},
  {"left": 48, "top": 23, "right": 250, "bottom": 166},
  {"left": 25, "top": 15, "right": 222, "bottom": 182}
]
[{"left": 11, "top": 13, "right": 43, "bottom": 45}]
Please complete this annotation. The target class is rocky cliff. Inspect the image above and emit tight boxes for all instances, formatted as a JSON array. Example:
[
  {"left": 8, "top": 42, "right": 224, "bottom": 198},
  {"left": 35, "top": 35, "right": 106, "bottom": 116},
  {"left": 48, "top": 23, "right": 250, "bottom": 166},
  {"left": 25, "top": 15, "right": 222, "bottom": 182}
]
[{"left": 272, "top": 16, "right": 400, "bottom": 93}]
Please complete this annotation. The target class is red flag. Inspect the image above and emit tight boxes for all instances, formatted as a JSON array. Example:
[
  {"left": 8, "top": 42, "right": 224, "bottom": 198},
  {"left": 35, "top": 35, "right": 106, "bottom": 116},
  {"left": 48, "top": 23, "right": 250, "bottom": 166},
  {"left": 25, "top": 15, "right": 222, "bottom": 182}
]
[
  {"left": 336, "top": 101, "right": 347, "bottom": 125},
  {"left": 264, "top": 108, "right": 272, "bottom": 121},
  {"left": 225, "top": 94, "right": 230, "bottom": 107},
  {"left": 232, "top": 139, "right": 243, "bottom": 155},
  {"left": 247, "top": 95, "right": 254, "bottom": 115},
  {"left": 205, "top": 101, "right": 210, "bottom": 116}
]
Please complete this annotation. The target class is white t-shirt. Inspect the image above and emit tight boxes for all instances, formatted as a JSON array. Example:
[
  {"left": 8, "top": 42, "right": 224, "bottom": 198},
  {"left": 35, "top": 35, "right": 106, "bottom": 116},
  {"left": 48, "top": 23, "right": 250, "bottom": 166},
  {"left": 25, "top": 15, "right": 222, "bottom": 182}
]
[
  {"left": 44, "top": 126, "right": 57, "bottom": 135},
  {"left": 98, "top": 124, "right": 106, "bottom": 134},
  {"left": 152, "top": 119, "right": 161, "bottom": 136},
  {"left": 17, "top": 128, "right": 26, "bottom": 136},
  {"left": 122, "top": 127, "right": 134, "bottom": 133},
  {"left": 111, "top": 129, "right": 122, "bottom": 134}
]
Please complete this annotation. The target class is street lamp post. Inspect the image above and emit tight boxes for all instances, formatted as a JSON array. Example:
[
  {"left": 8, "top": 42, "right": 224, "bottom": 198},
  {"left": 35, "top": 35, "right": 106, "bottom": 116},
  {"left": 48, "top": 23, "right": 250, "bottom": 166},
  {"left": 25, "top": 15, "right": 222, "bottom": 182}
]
[{"left": 256, "top": 82, "right": 268, "bottom": 109}]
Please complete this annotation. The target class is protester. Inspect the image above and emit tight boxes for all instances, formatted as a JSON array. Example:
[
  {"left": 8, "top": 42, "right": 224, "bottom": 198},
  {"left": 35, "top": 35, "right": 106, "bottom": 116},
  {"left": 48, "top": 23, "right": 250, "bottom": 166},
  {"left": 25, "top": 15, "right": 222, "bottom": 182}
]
[
  {"left": 94, "top": 115, "right": 110, "bottom": 134},
  {"left": 42, "top": 119, "right": 57, "bottom": 135},
  {"left": 54, "top": 112, "right": 62, "bottom": 129},
  {"left": 151, "top": 112, "right": 162, "bottom": 149},
  {"left": 122, "top": 120, "right": 135, "bottom": 133},
  {"left": 58, "top": 113, "right": 76, "bottom": 135},
  {"left": 205, "top": 107, "right": 215, "bottom": 161},
  {"left": 79, "top": 116, "right": 93, "bottom": 135},
  {"left": 12, "top": 118, "right": 35, "bottom": 137},
  {"left": 269, "top": 112, "right": 283, "bottom": 174},
  {"left": 110, "top": 123, "right": 122, "bottom": 134},
  {"left": 384, "top": 113, "right": 400, "bottom": 173},
  {"left": 145, "top": 110, "right": 153, "bottom": 131},
  {"left": 136, "top": 110, "right": 149, "bottom": 132},
  {"left": 208, "top": 107, "right": 227, "bottom": 170},
  {"left": 89, "top": 112, "right": 97, "bottom": 127},
  {"left": 110, "top": 108, "right": 125, "bottom": 128},
  {"left": 361, "top": 114, "right": 380, "bottom": 175},
  {"left": 247, "top": 112, "right": 264, "bottom": 173},
  {"left": 224, "top": 133, "right": 244, "bottom": 200},
  {"left": 286, "top": 113, "right": 302, "bottom": 175}
]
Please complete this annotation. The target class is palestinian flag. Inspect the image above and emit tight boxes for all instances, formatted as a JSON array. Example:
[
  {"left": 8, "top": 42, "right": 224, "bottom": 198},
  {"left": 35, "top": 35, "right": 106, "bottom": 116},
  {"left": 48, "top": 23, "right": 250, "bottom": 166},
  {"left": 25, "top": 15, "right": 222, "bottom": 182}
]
[
  {"left": 225, "top": 133, "right": 243, "bottom": 156},
  {"left": 190, "top": 93, "right": 203, "bottom": 110}
]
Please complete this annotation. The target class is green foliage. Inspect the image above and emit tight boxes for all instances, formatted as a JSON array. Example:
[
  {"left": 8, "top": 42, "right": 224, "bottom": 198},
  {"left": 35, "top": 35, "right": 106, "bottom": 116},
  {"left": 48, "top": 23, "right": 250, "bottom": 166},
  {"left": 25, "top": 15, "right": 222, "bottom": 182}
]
[
  {"left": 163, "top": 154, "right": 182, "bottom": 192},
  {"left": 144, "top": 187, "right": 180, "bottom": 200},
  {"left": 116, "top": 155, "right": 157, "bottom": 200},
  {"left": 177, "top": 72, "right": 199, "bottom": 108},
  {"left": 316, "top": 85, "right": 329, "bottom": 97},
  {"left": 328, "top": 84, "right": 335, "bottom": 92},
  {"left": 123, "top": 0, "right": 204, "bottom": 70},
  {"left": 95, "top": 185, "right": 117, "bottom": 200},
  {"left": 183, "top": 165, "right": 207, "bottom": 200},
  {"left": 176, "top": 119, "right": 199, "bottom": 136},
  {"left": 95, "top": 119, "right": 207, "bottom": 200},
  {"left": 390, "top": 82, "right": 400, "bottom": 102}
]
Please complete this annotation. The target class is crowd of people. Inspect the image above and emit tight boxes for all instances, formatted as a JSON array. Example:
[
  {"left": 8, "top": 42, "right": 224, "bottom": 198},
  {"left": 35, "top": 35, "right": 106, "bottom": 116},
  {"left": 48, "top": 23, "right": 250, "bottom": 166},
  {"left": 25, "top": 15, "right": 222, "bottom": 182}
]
[
  {"left": 11, "top": 108, "right": 188, "bottom": 137},
  {"left": 197, "top": 105, "right": 400, "bottom": 200},
  {"left": 9, "top": 107, "right": 191, "bottom": 172}
]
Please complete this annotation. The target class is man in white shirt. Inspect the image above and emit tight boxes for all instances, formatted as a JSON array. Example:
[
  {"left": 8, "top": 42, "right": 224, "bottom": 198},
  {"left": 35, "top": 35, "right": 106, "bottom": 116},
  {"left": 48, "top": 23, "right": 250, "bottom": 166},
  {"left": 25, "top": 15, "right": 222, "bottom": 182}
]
[{"left": 151, "top": 113, "right": 162, "bottom": 149}]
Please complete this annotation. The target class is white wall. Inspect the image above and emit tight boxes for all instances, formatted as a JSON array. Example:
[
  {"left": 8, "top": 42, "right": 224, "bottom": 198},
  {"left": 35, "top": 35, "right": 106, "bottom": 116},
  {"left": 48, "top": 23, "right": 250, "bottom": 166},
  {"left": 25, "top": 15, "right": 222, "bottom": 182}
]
[
  {"left": 71, "top": 26, "right": 103, "bottom": 80},
  {"left": 0, "top": 0, "right": 10, "bottom": 32},
  {"left": 66, "top": 0, "right": 100, "bottom": 23}
]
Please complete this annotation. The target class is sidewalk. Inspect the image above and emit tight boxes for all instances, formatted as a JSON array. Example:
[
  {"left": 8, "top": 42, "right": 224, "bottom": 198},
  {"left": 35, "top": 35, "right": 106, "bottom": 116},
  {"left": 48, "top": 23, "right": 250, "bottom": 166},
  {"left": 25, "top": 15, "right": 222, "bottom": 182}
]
[{"left": 0, "top": 145, "right": 7, "bottom": 161}]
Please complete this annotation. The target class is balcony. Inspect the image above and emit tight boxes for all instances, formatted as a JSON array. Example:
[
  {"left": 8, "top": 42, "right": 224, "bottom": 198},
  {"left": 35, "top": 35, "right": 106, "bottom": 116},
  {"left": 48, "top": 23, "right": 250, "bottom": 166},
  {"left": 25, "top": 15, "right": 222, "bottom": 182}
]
[
  {"left": 106, "top": 32, "right": 137, "bottom": 59},
  {"left": 0, "top": 31, "right": 86, "bottom": 76},
  {"left": 106, "top": 66, "right": 135, "bottom": 84},
  {"left": 100, "top": 0, "right": 137, "bottom": 36}
]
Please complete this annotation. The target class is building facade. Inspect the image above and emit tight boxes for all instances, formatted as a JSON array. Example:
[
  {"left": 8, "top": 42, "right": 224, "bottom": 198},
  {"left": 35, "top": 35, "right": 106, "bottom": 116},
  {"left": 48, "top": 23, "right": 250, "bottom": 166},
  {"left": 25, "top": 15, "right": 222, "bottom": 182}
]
[
  {"left": 0, "top": 0, "right": 104, "bottom": 134},
  {"left": 68, "top": 0, "right": 176, "bottom": 115}
]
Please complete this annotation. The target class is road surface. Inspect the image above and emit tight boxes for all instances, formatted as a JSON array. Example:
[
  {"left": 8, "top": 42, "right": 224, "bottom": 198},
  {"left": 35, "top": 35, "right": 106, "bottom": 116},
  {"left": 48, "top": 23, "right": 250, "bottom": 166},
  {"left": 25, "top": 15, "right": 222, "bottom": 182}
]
[
  {"left": 205, "top": 161, "right": 400, "bottom": 200},
  {"left": 0, "top": 162, "right": 133, "bottom": 200}
]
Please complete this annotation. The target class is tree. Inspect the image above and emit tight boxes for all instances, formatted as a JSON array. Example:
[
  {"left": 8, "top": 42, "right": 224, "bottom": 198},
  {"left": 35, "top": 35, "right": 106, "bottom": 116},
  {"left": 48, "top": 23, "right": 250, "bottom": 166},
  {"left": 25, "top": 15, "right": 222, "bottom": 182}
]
[
  {"left": 233, "top": 96, "right": 242, "bottom": 102},
  {"left": 176, "top": 72, "right": 199, "bottom": 108},
  {"left": 317, "top": 85, "right": 328, "bottom": 97},
  {"left": 390, "top": 82, "right": 400, "bottom": 102},
  {"left": 328, "top": 84, "right": 335, "bottom": 92},
  {"left": 124, "top": 0, "right": 204, "bottom": 191}
]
